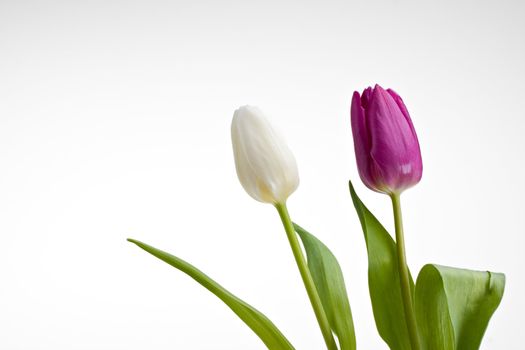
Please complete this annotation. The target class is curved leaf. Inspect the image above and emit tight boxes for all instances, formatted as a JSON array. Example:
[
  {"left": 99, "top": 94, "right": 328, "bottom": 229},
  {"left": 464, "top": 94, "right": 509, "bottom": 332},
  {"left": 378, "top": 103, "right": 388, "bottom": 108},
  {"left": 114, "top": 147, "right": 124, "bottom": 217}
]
[
  {"left": 294, "top": 223, "right": 356, "bottom": 350},
  {"left": 349, "top": 181, "right": 413, "bottom": 350},
  {"left": 128, "top": 239, "right": 295, "bottom": 350},
  {"left": 414, "top": 265, "right": 455, "bottom": 350},
  {"left": 415, "top": 264, "right": 505, "bottom": 350}
]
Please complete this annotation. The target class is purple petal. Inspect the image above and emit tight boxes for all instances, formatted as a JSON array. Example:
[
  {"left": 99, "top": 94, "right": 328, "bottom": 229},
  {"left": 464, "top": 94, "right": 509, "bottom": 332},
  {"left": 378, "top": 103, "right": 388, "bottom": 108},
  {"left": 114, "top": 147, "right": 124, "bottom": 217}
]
[
  {"left": 361, "top": 87, "right": 373, "bottom": 109},
  {"left": 387, "top": 88, "right": 421, "bottom": 147},
  {"left": 386, "top": 88, "right": 422, "bottom": 189},
  {"left": 350, "top": 91, "right": 376, "bottom": 190},
  {"left": 367, "top": 85, "right": 422, "bottom": 191},
  {"left": 386, "top": 88, "right": 411, "bottom": 121}
]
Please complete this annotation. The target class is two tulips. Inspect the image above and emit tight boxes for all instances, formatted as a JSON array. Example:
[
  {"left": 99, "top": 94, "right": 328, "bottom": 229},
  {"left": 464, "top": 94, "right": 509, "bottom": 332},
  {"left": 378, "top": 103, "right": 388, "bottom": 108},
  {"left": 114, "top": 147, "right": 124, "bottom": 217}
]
[
  {"left": 129, "top": 85, "right": 504, "bottom": 350},
  {"left": 231, "top": 84, "right": 422, "bottom": 350}
]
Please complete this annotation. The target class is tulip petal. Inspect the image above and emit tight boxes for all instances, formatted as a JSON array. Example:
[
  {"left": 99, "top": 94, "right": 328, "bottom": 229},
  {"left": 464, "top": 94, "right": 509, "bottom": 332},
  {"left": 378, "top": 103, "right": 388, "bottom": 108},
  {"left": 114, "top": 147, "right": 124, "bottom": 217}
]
[
  {"left": 351, "top": 91, "right": 376, "bottom": 191},
  {"left": 367, "top": 85, "right": 421, "bottom": 192},
  {"left": 361, "top": 86, "right": 373, "bottom": 109},
  {"left": 231, "top": 106, "right": 299, "bottom": 204},
  {"left": 386, "top": 88, "right": 423, "bottom": 188},
  {"left": 386, "top": 88, "right": 411, "bottom": 122}
]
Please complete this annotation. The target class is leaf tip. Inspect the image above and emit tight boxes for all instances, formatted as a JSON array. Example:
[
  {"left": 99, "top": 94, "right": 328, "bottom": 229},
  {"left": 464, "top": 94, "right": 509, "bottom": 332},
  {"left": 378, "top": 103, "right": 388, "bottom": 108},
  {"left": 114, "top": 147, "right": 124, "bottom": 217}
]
[
  {"left": 292, "top": 222, "right": 304, "bottom": 232},
  {"left": 486, "top": 271, "right": 506, "bottom": 296},
  {"left": 348, "top": 180, "right": 360, "bottom": 205}
]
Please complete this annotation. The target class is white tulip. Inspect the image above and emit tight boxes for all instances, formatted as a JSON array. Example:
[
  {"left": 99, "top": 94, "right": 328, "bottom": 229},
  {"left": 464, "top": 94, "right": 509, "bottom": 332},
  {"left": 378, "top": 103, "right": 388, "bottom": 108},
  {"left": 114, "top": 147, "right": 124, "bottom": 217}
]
[{"left": 231, "top": 106, "right": 299, "bottom": 204}]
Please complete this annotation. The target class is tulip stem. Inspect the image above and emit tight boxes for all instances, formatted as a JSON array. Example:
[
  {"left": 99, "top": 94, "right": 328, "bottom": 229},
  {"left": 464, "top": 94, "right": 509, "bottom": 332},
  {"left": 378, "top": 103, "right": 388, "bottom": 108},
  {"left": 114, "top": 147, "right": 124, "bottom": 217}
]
[
  {"left": 391, "top": 193, "right": 421, "bottom": 350},
  {"left": 275, "top": 202, "right": 339, "bottom": 350}
]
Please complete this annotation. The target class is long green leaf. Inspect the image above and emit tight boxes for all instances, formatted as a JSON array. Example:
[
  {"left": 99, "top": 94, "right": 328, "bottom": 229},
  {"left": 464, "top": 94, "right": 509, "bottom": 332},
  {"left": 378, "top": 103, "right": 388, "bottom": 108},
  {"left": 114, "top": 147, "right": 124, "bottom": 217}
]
[
  {"left": 294, "top": 223, "right": 356, "bottom": 350},
  {"left": 415, "top": 264, "right": 505, "bottom": 350},
  {"left": 349, "top": 181, "right": 413, "bottom": 350},
  {"left": 128, "top": 239, "right": 295, "bottom": 350}
]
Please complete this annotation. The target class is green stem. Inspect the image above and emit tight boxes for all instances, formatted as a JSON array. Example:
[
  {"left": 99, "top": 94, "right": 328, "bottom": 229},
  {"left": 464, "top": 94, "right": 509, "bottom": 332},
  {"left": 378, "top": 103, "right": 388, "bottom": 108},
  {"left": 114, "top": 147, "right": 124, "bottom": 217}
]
[
  {"left": 275, "top": 202, "right": 338, "bottom": 350},
  {"left": 391, "top": 193, "right": 421, "bottom": 350}
]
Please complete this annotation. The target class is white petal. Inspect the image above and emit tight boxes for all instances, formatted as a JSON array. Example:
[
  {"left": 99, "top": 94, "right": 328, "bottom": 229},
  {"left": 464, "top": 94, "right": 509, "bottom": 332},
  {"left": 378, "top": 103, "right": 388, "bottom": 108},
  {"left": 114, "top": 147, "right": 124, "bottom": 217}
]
[{"left": 231, "top": 106, "right": 299, "bottom": 204}]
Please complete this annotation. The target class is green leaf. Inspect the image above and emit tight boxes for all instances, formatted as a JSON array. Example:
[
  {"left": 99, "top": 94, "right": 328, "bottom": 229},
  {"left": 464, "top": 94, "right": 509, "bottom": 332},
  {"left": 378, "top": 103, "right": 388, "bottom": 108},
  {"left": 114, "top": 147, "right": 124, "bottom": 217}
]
[
  {"left": 294, "top": 223, "right": 356, "bottom": 350},
  {"left": 349, "top": 181, "right": 414, "bottom": 350},
  {"left": 128, "top": 239, "right": 295, "bottom": 350},
  {"left": 415, "top": 264, "right": 505, "bottom": 350},
  {"left": 414, "top": 264, "right": 455, "bottom": 350}
]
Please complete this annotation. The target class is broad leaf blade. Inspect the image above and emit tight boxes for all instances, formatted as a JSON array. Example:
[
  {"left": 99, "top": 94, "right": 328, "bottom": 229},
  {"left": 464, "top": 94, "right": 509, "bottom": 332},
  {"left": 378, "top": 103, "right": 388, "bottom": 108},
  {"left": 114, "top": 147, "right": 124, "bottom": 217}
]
[
  {"left": 128, "top": 239, "right": 295, "bottom": 350},
  {"left": 414, "top": 264, "right": 455, "bottom": 350},
  {"left": 294, "top": 223, "right": 356, "bottom": 350},
  {"left": 349, "top": 181, "right": 413, "bottom": 350},
  {"left": 416, "top": 264, "right": 505, "bottom": 350}
]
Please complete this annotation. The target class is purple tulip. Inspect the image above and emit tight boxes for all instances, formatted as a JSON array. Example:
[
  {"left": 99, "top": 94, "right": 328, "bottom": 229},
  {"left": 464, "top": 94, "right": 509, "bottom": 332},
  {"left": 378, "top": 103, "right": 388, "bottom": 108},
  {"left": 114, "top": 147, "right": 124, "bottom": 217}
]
[{"left": 350, "top": 84, "right": 422, "bottom": 194}]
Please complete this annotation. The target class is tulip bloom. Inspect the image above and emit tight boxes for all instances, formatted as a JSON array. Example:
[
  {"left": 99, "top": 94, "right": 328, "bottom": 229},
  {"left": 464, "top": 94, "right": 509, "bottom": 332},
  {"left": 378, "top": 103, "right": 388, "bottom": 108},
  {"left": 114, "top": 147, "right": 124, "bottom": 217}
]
[
  {"left": 351, "top": 85, "right": 422, "bottom": 194},
  {"left": 231, "top": 105, "right": 299, "bottom": 204}
]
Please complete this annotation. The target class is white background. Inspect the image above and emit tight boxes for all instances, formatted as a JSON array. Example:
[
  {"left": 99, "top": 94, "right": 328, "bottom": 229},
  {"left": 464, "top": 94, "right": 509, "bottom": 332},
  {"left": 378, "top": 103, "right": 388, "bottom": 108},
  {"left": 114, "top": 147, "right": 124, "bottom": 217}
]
[{"left": 1, "top": 0, "right": 524, "bottom": 349}]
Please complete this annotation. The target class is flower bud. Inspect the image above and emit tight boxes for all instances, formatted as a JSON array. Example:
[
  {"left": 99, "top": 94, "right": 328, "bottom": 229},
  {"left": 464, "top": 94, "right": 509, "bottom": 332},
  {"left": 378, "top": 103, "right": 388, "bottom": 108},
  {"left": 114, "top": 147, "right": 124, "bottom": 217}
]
[
  {"left": 350, "top": 85, "right": 422, "bottom": 194},
  {"left": 231, "top": 106, "right": 299, "bottom": 204}
]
